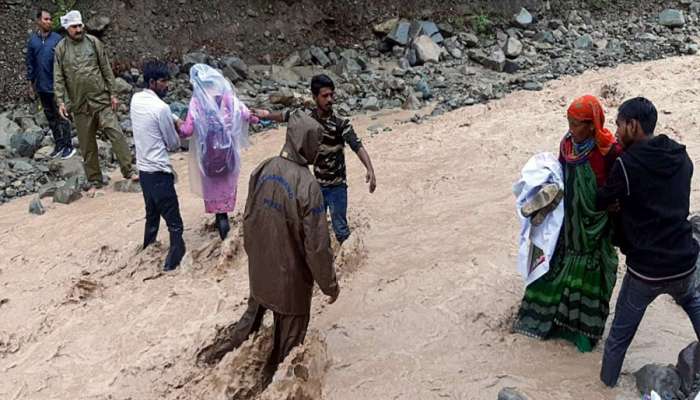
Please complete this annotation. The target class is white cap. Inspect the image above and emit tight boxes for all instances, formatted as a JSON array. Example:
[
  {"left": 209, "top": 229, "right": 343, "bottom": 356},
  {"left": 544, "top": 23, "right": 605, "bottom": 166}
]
[{"left": 60, "top": 10, "right": 83, "bottom": 30}]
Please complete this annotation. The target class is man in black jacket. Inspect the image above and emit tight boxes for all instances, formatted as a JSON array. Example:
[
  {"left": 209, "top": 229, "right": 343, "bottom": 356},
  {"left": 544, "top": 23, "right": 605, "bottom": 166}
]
[{"left": 597, "top": 97, "right": 700, "bottom": 387}]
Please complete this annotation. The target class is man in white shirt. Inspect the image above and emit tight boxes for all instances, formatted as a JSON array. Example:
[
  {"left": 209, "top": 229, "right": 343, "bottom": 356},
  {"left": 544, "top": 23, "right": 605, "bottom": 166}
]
[{"left": 130, "top": 61, "right": 185, "bottom": 271}]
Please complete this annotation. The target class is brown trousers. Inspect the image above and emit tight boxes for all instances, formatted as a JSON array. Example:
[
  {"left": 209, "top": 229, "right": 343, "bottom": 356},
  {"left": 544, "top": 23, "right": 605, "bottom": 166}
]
[
  {"left": 232, "top": 297, "right": 310, "bottom": 376},
  {"left": 73, "top": 106, "right": 134, "bottom": 184}
]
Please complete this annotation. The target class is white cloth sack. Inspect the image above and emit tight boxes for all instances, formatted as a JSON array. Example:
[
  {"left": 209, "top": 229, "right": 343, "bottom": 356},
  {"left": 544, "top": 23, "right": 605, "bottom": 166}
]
[{"left": 513, "top": 152, "right": 565, "bottom": 286}]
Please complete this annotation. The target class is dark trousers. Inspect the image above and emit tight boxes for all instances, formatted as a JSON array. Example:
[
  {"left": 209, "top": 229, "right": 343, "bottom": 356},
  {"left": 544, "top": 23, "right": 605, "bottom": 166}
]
[
  {"left": 231, "top": 297, "right": 310, "bottom": 379},
  {"left": 38, "top": 92, "right": 72, "bottom": 149},
  {"left": 320, "top": 183, "right": 350, "bottom": 242},
  {"left": 601, "top": 272, "right": 700, "bottom": 386},
  {"left": 139, "top": 171, "right": 184, "bottom": 248}
]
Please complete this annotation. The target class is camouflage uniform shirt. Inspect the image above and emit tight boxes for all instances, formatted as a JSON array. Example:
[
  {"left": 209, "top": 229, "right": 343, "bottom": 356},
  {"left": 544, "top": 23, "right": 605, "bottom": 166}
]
[{"left": 283, "top": 108, "right": 363, "bottom": 187}]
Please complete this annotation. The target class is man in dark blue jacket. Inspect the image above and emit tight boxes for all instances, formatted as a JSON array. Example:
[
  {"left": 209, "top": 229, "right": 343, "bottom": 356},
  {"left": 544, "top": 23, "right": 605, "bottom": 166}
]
[
  {"left": 26, "top": 9, "right": 74, "bottom": 159},
  {"left": 597, "top": 97, "right": 700, "bottom": 387}
]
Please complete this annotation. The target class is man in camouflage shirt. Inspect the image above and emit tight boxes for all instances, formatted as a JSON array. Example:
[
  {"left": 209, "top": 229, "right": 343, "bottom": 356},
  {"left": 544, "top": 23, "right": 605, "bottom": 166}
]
[{"left": 256, "top": 74, "right": 376, "bottom": 243}]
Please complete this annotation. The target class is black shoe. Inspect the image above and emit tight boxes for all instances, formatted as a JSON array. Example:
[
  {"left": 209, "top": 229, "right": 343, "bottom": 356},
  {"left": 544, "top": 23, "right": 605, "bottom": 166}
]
[
  {"left": 163, "top": 234, "right": 186, "bottom": 271},
  {"left": 60, "top": 146, "right": 76, "bottom": 159},
  {"left": 49, "top": 146, "right": 63, "bottom": 158},
  {"left": 216, "top": 213, "right": 230, "bottom": 240}
]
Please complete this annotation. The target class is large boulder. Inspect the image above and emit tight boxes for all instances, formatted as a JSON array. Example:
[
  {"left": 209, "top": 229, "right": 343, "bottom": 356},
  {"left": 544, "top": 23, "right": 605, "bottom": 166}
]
[
  {"left": 48, "top": 157, "right": 85, "bottom": 180},
  {"left": 505, "top": 37, "right": 523, "bottom": 58},
  {"left": 386, "top": 20, "right": 411, "bottom": 46},
  {"left": 513, "top": 8, "right": 534, "bottom": 28},
  {"left": 53, "top": 185, "right": 82, "bottom": 204},
  {"left": 113, "top": 77, "right": 133, "bottom": 95},
  {"left": 677, "top": 342, "right": 700, "bottom": 395},
  {"left": 412, "top": 35, "right": 442, "bottom": 64},
  {"left": 181, "top": 52, "right": 210, "bottom": 73},
  {"left": 373, "top": 18, "right": 399, "bottom": 35},
  {"left": 10, "top": 131, "right": 44, "bottom": 157},
  {"left": 659, "top": 9, "right": 686, "bottom": 28},
  {"left": 634, "top": 364, "right": 683, "bottom": 399},
  {"left": 222, "top": 56, "right": 249, "bottom": 81},
  {"left": 309, "top": 47, "right": 331, "bottom": 67},
  {"left": 0, "top": 113, "right": 21, "bottom": 150}
]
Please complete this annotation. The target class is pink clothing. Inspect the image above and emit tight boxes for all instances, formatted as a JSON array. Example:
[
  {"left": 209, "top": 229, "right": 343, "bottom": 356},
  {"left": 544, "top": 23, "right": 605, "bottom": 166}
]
[{"left": 180, "top": 95, "right": 252, "bottom": 214}]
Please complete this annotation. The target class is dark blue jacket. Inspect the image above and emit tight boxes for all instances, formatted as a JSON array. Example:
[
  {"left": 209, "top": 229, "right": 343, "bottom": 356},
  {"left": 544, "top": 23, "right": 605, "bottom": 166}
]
[{"left": 26, "top": 31, "right": 63, "bottom": 94}]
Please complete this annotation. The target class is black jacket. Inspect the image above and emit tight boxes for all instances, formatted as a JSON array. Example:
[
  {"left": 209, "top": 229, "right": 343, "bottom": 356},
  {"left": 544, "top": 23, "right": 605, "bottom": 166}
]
[{"left": 596, "top": 134, "right": 698, "bottom": 282}]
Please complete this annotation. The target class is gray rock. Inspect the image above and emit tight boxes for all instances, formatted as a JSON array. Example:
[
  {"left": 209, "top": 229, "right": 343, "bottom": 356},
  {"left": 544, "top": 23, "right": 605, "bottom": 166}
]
[
  {"left": 504, "top": 59, "right": 521, "bottom": 74},
  {"left": 10, "top": 131, "right": 43, "bottom": 157},
  {"left": 415, "top": 80, "right": 432, "bottom": 100},
  {"left": 309, "top": 46, "right": 331, "bottom": 67},
  {"left": 398, "top": 57, "right": 411, "bottom": 70},
  {"left": 460, "top": 32, "right": 479, "bottom": 48},
  {"left": 498, "top": 387, "right": 528, "bottom": 400},
  {"left": 33, "top": 145, "right": 54, "bottom": 161},
  {"left": 505, "top": 37, "right": 523, "bottom": 58},
  {"left": 181, "top": 52, "right": 210, "bottom": 73},
  {"left": 392, "top": 45, "right": 405, "bottom": 58},
  {"left": 514, "top": 8, "right": 534, "bottom": 29},
  {"left": 634, "top": 364, "right": 682, "bottom": 398},
  {"left": 0, "top": 113, "right": 21, "bottom": 149},
  {"left": 37, "top": 182, "right": 57, "bottom": 199},
  {"left": 269, "top": 88, "right": 296, "bottom": 106},
  {"left": 438, "top": 22, "right": 455, "bottom": 37},
  {"left": 334, "top": 56, "right": 363, "bottom": 75},
  {"left": 412, "top": 35, "right": 442, "bottom": 64},
  {"left": 86, "top": 15, "right": 111, "bottom": 33},
  {"left": 29, "top": 196, "right": 45, "bottom": 215},
  {"left": 387, "top": 20, "right": 411, "bottom": 46},
  {"left": 407, "top": 48, "right": 418, "bottom": 66},
  {"left": 9, "top": 159, "right": 34, "bottom": 171},
  {"left": 222, "top": 56, "right": 249, "bottom": 80},
  {"left": 469, "top": 48, "right": 506, "bottom": 72},
  {"left": 660, "top": 9, "right": 686, "bottom": 28},
  {"left": 53, "top": 185, "right": 82, "bottom": 204},
  {"left": 402, "top": 92, "right": 422, "bottom": 110},
  {"left": 373, "top": 18, "right": 399, "bottom": 35},
  {"left": 534, "top": 31, "right": 557, "bottom": 44},
  {"left": 574, "top": 34, "right": 594, "bottom": 49},
  {"left": 48, "top": 157, "right": 85, "bottom": 179},
  {"left": 677, "top": 342, "right": 700, "bottom": 395},
  {"left": 691, "top": 2, "right": 700, "bottom": 14},
  {"left": 113, "top": 77, "right": 133, "bottom": 95},
  {"left": 362, "top": 96, "right": 380, "bottom": 111},
  {"left": 282, "top": 51, "right": 302, "bottom": 69},
  {"left": 419, "top": 21, "right": 444, "bottom": 44},
  {"left": 523, "top": 81, "right": 544, "bottom": 91},
  {"left": 5, "top": 187, "right": 17, "bottom": 198},
  {"left": 113, "top": 179, "right": 141, "bottom": 193}
]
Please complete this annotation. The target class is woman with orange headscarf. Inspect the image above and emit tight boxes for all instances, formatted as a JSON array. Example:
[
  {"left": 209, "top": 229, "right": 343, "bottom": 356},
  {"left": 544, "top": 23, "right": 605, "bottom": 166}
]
[{"left": 514, "top": 95, "right": 622, "bottom": 352}]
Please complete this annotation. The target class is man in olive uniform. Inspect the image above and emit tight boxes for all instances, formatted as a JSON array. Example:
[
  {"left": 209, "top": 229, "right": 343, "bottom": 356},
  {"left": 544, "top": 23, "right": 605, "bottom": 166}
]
[{"left": 54, "top": 10, "right": 137, "bottom": 189}]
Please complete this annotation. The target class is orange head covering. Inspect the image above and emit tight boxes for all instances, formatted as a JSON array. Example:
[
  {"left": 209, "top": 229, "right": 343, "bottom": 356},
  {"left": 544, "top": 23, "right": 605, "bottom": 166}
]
[{"left": 566, "top": 95, "right": 616, "bottom": 155}]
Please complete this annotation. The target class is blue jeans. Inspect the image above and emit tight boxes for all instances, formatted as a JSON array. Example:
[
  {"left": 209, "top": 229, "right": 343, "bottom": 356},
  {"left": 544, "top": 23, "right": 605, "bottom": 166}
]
[
  {"left": 600, "top": 271, "right": 700, "bottom": 387},
  {"left": 320, "top": 184, "right": 350, "bottom": 242}
]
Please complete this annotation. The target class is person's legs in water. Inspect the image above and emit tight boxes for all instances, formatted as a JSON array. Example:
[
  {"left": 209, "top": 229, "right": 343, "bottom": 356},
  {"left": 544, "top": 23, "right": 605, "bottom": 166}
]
[
  {"left": 263, "top": 312, "right": 311, "bottom": 386},
  {"left": 215, "top": 213, "right": 230, "bottom": 240},
  {"left": 139, "top": 171, "right": 160, "bottom": 249},
  {"left": 197, "top": 298, "right": 266, "bottom": 365},
  {"left": 320, "top": 184, "right": 350, "bottom": 243},
  {"left": 153, "top": 172, "right": 185, "bottom": 271},
  {"left": 600, "top": 274, "right": 658, "bottom": 387},
  {"left": 97, "top": 106, "right": 137, "bottom": 181}
]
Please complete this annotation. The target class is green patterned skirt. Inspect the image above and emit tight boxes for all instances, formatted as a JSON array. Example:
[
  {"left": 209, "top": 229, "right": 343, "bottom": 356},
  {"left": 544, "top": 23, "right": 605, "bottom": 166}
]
[{"left": 513, "top": 162, "right": 618, "bottom": 352}]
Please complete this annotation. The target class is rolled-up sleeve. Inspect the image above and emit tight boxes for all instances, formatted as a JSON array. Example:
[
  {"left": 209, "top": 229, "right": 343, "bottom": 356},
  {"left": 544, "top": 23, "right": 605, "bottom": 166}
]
[{"left": 341, "top": 120, "right": 363, "bottom": 153}]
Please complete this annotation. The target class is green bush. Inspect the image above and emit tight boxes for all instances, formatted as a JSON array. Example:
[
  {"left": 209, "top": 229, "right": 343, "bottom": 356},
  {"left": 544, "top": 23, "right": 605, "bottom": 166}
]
[{"left": 472, "top": 13, "right": 492, "bottom": 35}]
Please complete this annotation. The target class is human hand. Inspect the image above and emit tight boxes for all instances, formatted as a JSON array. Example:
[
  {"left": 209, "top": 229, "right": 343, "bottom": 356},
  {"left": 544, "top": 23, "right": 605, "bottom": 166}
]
[
  {"left": 251, "top": 108, "right": 270, "bottom": 119},
  {"left": 366, "top": 169, "right": 376, "bottom": 193},
  {"left": 111, "top": 95, "right": 119, "bottom": 111},
  {"left": 58, "top": 103, "right": 70, "bottom": 120}
]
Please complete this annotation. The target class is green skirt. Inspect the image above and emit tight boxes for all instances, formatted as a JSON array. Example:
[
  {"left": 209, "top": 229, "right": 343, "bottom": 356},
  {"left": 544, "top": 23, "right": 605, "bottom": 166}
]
[{"left": 513, "top": 163, "right": 618, "bottom": 352}]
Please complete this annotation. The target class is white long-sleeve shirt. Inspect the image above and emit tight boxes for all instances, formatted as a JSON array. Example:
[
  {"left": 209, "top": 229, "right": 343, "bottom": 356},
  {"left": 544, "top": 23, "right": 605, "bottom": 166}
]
[{"left": 130, "top": 89, "right": 180, "bottom": 173}]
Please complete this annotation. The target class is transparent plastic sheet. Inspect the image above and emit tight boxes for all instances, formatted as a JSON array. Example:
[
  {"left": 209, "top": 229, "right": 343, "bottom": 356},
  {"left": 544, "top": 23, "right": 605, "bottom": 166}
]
[{"left": 186, "top": 64, "right": 249, "bottom": 198}]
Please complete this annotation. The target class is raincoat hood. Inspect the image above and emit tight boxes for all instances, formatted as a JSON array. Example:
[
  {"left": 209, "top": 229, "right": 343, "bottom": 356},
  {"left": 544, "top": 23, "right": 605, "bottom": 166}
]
[{"left": 281, "top": 110, "right": 324, "bottom": 166}]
